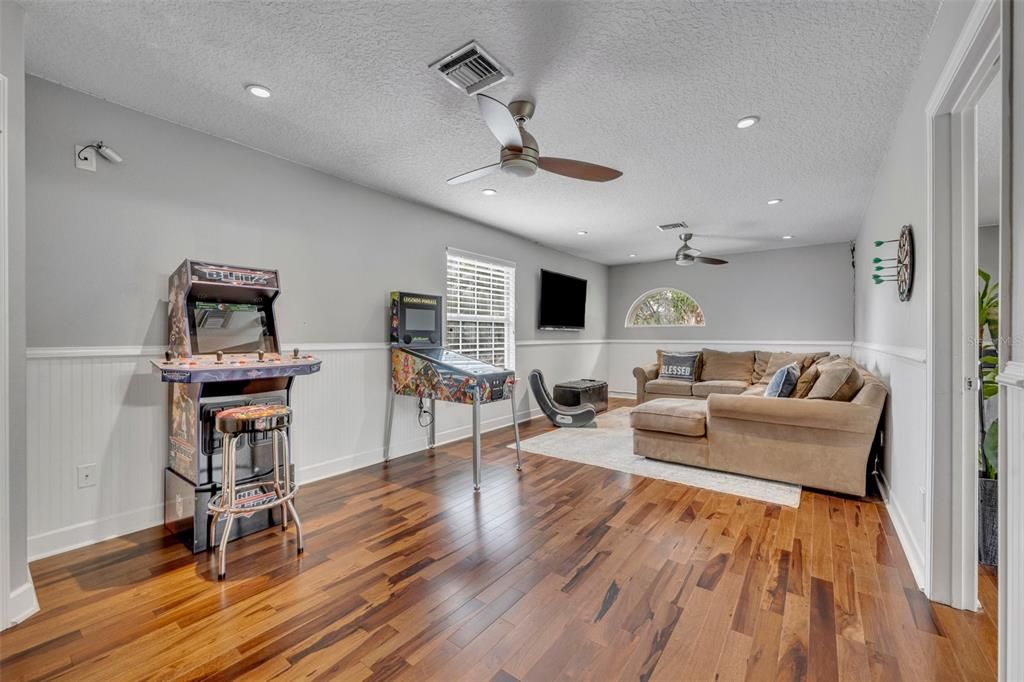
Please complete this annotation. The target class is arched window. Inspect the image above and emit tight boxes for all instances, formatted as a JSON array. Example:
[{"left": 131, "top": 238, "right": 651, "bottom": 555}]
[{"left": 625, "top": 288, "right": 705, "bottom": 327}]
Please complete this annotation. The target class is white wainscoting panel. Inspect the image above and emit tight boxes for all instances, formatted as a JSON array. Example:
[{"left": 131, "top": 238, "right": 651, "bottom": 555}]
[
  {"left": 25, "top": 341, "right": 607, "bottom": 560},
  {"left": 607, "top": 339, "right": 854, "bottom": 394},
  {"left": 853, "top": 341, "right": 929, "bottom": 590},
  {"left": 997, "top": 361, "right": 1024, "bottom": 680}
]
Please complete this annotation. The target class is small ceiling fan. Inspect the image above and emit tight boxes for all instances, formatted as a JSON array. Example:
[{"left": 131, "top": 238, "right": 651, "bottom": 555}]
[
  {"left": 447, "top": 94, "right": 623, "bottom": 185},
  {"left": 675, "top": 233, "right": 729, "bottom": 267}
]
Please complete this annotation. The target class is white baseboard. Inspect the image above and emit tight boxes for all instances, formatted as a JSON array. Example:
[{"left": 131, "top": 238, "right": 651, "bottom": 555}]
[
  {"left": 8, "top": 580, "right": 39, "bottom": 627},
  {"left": 28, "top": 406, "right": 547, "bottom": 561},
  {"left": 299, "top": 406, "right": 545, "bottom": 485},
  {"left": 874, "top": 471, "right": 927, "bottom": 592},
  {"left": 28, "top": 503, "right": 164, "bottom": 561}
]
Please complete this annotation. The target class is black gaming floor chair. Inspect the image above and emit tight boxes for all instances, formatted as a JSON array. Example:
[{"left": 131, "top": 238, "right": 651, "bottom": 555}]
[{"left": 528, "top": 369, "right": 598, "bottom": 428}]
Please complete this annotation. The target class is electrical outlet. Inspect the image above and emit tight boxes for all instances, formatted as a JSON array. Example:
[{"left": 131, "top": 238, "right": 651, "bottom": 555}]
[
  {"left": 75, "top": 145, "right": 96, "bottom": 172},
  {"left": 77, "top": 463, "right": 98, "bottom": 488}
]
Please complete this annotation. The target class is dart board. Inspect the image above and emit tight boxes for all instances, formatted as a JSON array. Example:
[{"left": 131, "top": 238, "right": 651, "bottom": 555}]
[{"left": 897, "top": 225, "right": 914, "bottom": 302}]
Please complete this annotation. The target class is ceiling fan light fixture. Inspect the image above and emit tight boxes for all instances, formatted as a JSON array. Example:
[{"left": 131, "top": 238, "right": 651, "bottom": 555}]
[
  {"left": 576, "top": 230, "right": 588, "bottom": 236},
  {"left": 767, "top": 198, "right": 783, "bottom": 205},
  {"left": 481, "top": 188, "right": 497, "bottom": 196},
  {"left": 245, "top": 84, "right": 271, "bottom": 98},
  {"left": 628, "top": 253, "right": 637, "bottom": 258},
  {"left": 501, "top": 157, "right": 537, "bottom": 177},
  {"left": 736, "top": 115, "right": 760, "bottom": 129},
  {"left": 782, "top": 235, "right": 794, "bottom": 240}
]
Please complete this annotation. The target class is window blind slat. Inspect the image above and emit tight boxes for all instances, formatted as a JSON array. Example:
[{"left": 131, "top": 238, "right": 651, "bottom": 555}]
[{"left": 445, "top": 250, "right": 515, "bottom": 370}]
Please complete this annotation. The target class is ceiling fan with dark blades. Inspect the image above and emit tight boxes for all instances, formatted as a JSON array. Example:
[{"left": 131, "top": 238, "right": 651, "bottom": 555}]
[
  {"left": 447, "top": 94, "right": 623, "bottom": 185},
  {"left": 675, "top": 233, "right": 729, "bottom": 266}
]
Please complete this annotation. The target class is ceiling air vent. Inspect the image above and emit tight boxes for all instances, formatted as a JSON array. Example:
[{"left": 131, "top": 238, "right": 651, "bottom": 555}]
[
  {"left": 430, "top": 41, "right": 511, "bottom": 95},
  {"left": 657, "top": 221, "right": 689, "bottom": 232}
]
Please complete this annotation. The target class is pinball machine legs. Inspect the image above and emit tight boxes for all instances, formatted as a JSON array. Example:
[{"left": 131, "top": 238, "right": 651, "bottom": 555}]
[
  {"left": 510, "top": 380, "right": 523, "bottom": 471},
  {"left": 472, "top": 394, "right": 482, "bottom": 491},
  {"left": 427, "top": 397, "right": 436, "bottom": 450},
  {"left": 383, "top": 390, "right": 395, "bottom": 465}
]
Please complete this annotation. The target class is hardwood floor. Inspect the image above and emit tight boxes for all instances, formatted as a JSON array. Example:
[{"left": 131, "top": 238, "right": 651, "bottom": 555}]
[{"left": 0, "top": 398, "right": 998, "bottom": 681}]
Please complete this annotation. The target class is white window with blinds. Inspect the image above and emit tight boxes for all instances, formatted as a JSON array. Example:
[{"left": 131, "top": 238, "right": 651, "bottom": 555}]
[{"left": 445, "top": 248, "right": 516, "bottom": 369}]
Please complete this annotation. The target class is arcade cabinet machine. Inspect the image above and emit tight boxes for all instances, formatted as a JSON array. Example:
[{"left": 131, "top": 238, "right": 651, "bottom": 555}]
[
  {"left": 384, "top": 292, "right": 522, "bottom": 490},
  {"left": 152, "top": 260, "right": 321, "bottom": 552}
]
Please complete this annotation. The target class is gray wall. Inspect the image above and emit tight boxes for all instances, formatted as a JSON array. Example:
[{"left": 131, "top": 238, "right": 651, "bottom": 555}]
[
  {"left": 854, "top": 0, "right": 975, "bottom": 351},
  {"left": 979, "top": 224, "right": 999, "bottom": 284},
  {"left": 2, "top": 0, "right": 30, "bottom": 602},
  {"left": 26, "top": 77, "right": 608, "bottom": 349},
  {"left": 607, "top": 242, "right": 854, "bottom": 341}
]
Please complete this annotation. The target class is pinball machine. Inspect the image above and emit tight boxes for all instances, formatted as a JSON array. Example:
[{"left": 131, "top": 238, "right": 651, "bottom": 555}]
[
  {"left": 151, "top": 260, "right": 321, "bottom": 552},
  {"left": 383, "top": 291, "right": 522, "bottom": 490}
]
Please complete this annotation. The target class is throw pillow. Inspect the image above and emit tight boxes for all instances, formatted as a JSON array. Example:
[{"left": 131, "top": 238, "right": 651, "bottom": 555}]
[
  {"left": 764, "top": 362, "right": 800, "bottom": 398},
  {"left": 807, "top": 365, "right": 865, "bottom": 401},
  {"left": 756, "top": 352, "right": 807, "bottom": 385},
  {"left": 660, "top": 351, "right": 701, "bottom": 382},
  {"left": 700, "top": 349, "right": 755, "bottom": 382},
  {"left": 806, "top": 352, "right": 831, "bottom": 368},
  {"left": 751, "top": 351, "right": 773, "bottom": 383},
  {"left": 793, "top": 364, "right": 820, "bottom": 399}
]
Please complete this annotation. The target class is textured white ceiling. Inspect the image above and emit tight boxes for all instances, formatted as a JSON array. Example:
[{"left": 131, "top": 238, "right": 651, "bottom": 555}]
[{"left": 23, "top": 0, "right": 940, "bottom": 264}]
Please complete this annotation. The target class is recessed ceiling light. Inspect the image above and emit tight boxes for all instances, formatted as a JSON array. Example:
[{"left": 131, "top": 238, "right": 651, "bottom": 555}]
[
  {"left": 782, "top": 235, "right": 793, "bottom": 240},
  {"left": 628, "top": 253, "right": 637, "bottom": 258},
  {"left": 245, "top": 84, "right": 271, "bottom": 98},
  {"left": 736, "top": 115, "right": 760, "bottom": 129},
  {"left": 767, "top": 198, "right": 783, "bottom": 205},
  {"left": 481, "top": 188, "right": 497, "bottom": 196},
  {"left": 576, "top": 231, "right": 588, "bottom": 236}
]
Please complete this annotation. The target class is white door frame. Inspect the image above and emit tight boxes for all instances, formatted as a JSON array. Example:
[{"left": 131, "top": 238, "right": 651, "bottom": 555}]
[
  {"left": 0, "top": 72, "right": 10, "bottom": 630},
  {"left": 926, "top": 0, "right": 1006, "bottom": 611}
]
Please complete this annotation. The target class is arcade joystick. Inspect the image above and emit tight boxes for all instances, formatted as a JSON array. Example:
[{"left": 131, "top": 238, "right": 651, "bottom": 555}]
[
  {"left": 216, "top": 351, "right": 224, "bottom": 363},
  {"left": 164, "top": 349, "right": 173, "bottom": 363},
  {"left": 293, "top": 348, "right": 299, "bottom": 359},
  {"left": 258, "top": 349, "right": 266, "bottom": 362}
]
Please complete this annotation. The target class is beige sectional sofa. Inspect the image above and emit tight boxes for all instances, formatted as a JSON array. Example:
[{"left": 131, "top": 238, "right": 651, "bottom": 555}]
[{"left": 630, "top": 349, "right": 887, "bottom": 496}]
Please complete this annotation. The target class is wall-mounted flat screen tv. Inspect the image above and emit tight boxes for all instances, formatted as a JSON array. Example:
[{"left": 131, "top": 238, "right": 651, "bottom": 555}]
[{"left": 538, "top": 269, "right": 587, "bottom": 330}]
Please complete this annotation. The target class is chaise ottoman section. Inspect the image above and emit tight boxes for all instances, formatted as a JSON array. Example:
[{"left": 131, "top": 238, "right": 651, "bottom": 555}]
[
  {"left": 630, "top": 398, "right": 706, "bottom": 436},
  {"left": 630, "top": 398, "right": 710, "bottom": 467}
]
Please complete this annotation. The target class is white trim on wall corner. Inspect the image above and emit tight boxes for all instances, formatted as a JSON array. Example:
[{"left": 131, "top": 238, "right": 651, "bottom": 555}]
[
  {"left": 516, "top": 339, "right": 606, "bottom": 347},
  {"left": 606, "top": 339, "right": 853, "bottom": 347},
  {"left": 26, "top": 339, "right": 607, "bottom": 360},
  {"left": 851, "top": 341, "right": 927, "bottom": 363},
  {"left": 27, "top": 339, "right": 861, "bottom": 360},
  {"left": 7, "top": 581, "right": 39, "bottom": 628},
  {"left": 874, "top": 471, "right": 928, "bottom": 591}
]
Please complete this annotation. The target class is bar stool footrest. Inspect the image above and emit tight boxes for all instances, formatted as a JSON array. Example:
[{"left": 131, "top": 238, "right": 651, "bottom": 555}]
[{"left": 208, "top": 481, "right": 298, "bottom": 516}]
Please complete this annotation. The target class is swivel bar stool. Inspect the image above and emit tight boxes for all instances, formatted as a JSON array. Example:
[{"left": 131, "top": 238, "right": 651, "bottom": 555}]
[{"left": 208, "top": 404, "right": 303, "bottom": 580}]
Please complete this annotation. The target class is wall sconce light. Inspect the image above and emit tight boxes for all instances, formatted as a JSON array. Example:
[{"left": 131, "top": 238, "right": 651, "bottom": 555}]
[{"left": 75, "top": 141, "right": 123, "bottom": 171}]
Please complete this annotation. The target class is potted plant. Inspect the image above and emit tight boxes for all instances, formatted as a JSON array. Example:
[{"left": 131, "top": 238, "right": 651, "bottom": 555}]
[{"left": 978, "top": 269, "right": 999, "bottom": 566}]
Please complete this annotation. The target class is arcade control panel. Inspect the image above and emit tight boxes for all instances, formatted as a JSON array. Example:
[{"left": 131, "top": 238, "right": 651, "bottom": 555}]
[{"left": 152, "top": 349, "right": 322, "bottom": 383}]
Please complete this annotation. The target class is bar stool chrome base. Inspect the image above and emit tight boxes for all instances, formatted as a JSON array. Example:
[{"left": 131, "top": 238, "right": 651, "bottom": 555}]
[{"left": 208, "top": 404, "right": 303, "bottom": 580}]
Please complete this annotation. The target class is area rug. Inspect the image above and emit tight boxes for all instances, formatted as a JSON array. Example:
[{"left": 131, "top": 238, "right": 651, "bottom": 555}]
[{"left": 511, "top": 407, "right": 802, "bottom": 507}]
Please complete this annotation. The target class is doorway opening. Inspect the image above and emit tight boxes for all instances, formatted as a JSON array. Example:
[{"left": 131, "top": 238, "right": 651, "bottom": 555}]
[{"left": 973, "top": 69, "right": 1001, "bottom": 629}]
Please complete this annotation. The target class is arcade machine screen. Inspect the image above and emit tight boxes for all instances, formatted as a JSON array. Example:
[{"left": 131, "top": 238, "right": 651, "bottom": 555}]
[
  {"left": 191, "top": 302, "right": 275, "bottom": 354},
  {"left": 405, "top": 307, "right": 438, "bottom": 334}
]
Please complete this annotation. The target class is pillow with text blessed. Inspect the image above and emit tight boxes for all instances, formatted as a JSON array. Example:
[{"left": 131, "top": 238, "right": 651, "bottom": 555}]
[{"left": 660, "top": 352, "right": 701, "bottom": 382}]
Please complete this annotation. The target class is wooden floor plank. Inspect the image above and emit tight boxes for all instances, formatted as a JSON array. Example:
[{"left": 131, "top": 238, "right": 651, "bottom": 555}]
[{"left": 0, "top": 398, "right": 997, "bottom": 681}]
